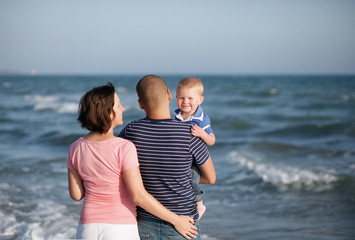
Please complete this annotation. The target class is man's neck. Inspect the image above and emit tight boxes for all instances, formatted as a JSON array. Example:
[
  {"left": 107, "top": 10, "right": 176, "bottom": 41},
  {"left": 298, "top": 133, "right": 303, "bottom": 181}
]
[
  {"left": 145, "top": 107, "right": 171, "bottom": 120},
  {"left": 147, "top": 112, "right": 171, "bottom": 120}
]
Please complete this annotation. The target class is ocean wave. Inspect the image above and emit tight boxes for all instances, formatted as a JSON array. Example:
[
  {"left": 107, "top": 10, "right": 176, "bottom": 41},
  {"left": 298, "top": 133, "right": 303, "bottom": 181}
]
[
  {"left": 227, "top": 151, "right": 337, "bottom": 191},
  {"left": 250, "top": 142, "right": 302, "bottom": 153},
  {"left": 2, "top": 81, "right": 11, "bottom": 88},
  {"left": 0, "top": 201, "right": 77, "bottom": 240},
  {"left": 258, "top": 88, "right": 279, "bottom": 96},
  {"left": 239, "top": 88, "right": 280, "bottom": 98},
  {"left": 226, "top": 98, "right": 269, "bottom": 107},
  {"left": 116, "top": 86, "right": 128, "bottom": 93},
  {"left": 214, "top": 118, "right": 256, "bottom": 131},
  {"left": 38, "top": 132, "right": 83, "bottom": 146},
  {"left": 348, "top": 124, "right": 355, "bottom": 137},
  {"left": 24, "top": 95, "right": 78, "bottom": 114},
  {"left": 261, "top": 122, "right": 352, "bottom": 139},
  {"left": 0, "top": 181, "right": 78, "bottom": 239},
  {"left": 0, "top": 117, "right": 14, "bottom": 123}
]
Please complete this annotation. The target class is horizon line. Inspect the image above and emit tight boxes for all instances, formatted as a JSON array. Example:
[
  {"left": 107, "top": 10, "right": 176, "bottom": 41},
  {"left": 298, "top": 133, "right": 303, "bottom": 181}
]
[{"left": 1, "top": 72, "right": 355, "bottom": 77}]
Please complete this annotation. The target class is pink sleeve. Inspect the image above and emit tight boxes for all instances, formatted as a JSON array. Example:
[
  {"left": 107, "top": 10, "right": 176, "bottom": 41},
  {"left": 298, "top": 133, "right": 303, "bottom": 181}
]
[{"left": 121, "top": 141, "right": 139, "bottom": 171}]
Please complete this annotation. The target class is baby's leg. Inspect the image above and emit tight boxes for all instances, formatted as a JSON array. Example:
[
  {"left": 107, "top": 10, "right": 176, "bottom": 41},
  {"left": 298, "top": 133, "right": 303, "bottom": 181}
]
[
  {"left": 191, "top": 165, "right": 206, "bottom": 220},
  {"left": 196, "top": 200, "right": 206, "bottom": 221}
]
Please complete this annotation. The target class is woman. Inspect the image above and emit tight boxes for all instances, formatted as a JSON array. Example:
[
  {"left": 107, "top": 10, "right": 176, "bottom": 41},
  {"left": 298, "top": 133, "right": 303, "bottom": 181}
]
[{"left": 68, "top": 82, "right": 197, "bottom": 240}]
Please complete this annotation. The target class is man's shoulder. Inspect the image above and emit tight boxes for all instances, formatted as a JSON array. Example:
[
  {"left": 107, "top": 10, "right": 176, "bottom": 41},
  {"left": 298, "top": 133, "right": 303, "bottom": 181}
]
[
  {"left": 169, "top": 119, "right": 194, "bottom": 130},
  {"left": 124, "top": 118, "right": 192, "bottom": 130},
  {"left": 123, "top": 118, "right": 147, "bottom": 127},
  {"left": 171, "top": 119, "right": 191, "bottom": 125}
]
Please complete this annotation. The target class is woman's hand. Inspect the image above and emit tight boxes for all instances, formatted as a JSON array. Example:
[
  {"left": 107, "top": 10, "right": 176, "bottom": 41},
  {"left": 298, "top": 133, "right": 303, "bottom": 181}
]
[
  {"left": 172, "top": 215, "right": 198, "bottom": 240},
  {"left": 124, "top": 167, "right": 198, "bottom": 239}
]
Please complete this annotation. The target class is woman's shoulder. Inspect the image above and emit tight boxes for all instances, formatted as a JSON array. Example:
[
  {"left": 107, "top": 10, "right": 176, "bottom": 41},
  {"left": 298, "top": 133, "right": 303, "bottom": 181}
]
[
  {"left": 113, "top": 136, "right": 136, "bottom": 148},
  {"left": 69, "top": 137, "right": 84, "bottom": 148}
]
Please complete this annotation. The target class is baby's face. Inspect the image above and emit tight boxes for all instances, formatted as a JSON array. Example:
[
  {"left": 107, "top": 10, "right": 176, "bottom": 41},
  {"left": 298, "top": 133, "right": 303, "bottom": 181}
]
[{"left": 176, "top": 87, "right": 204, "bottom": 116}]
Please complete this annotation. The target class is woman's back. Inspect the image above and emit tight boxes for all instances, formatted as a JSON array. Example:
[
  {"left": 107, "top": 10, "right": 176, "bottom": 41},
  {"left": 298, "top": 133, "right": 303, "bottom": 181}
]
[{"left": 68, "top": 137, "right": 139, "bottom": 224}]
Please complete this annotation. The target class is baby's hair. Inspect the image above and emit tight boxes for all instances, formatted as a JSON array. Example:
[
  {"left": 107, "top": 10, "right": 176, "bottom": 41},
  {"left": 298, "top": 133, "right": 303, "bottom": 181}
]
[
  {"left": 77, "top": 82, "right": 115, "bottom": 134},
  {"left": 177, "top": 77, "right": 204, "bottom": 96}
]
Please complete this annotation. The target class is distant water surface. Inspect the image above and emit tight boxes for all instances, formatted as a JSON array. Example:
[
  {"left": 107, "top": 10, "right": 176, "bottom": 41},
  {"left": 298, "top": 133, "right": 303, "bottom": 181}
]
[{"left": 0, "top": 75, "right": 354, "bottom": 240}]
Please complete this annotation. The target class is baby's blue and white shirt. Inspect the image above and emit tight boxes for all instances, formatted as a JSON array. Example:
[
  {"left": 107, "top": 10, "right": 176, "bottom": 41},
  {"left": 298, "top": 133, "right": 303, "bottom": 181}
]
[{"left": 174, "top": 105, "right": 213, "bottom": 134}]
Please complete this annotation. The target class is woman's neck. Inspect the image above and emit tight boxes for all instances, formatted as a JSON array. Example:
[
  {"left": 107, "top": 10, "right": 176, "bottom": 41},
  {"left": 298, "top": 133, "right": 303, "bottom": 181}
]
[{"left": 84, "top": 130, "right": 115, "bottom": 141}]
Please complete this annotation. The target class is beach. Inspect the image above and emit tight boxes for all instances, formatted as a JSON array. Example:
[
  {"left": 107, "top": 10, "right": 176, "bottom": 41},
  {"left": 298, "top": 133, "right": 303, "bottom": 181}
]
[{"left": 0, "top": 75, "right": 355, "bottom": 240}]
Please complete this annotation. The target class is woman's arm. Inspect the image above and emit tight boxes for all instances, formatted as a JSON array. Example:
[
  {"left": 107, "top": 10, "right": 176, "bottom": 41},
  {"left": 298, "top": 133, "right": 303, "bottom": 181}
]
[
  {"left": 123, "top": 167, "right": 198, "bottom": 240},
  {"left": 198, "top": 156, "right": 216, "bottom": 184},
  {"left": 68, "top": 168, "right": 85, "bottom": 201}
]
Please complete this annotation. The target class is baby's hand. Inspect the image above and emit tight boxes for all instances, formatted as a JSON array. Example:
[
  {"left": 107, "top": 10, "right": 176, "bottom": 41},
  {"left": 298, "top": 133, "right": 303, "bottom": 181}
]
[{"left": 191, "top": 125, "right": 205, "bottom": 138}]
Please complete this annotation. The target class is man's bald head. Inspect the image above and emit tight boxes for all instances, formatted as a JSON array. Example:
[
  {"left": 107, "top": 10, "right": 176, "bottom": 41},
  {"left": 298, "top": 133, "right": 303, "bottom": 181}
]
[{"left": 136, "top": 75, "right": 170, "bottom": 110}]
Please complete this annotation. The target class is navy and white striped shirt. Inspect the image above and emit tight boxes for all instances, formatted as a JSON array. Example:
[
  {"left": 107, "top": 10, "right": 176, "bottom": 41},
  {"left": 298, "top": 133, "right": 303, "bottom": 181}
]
[{"left": 118, "top": 117, "right": 210, "bottom": 220}]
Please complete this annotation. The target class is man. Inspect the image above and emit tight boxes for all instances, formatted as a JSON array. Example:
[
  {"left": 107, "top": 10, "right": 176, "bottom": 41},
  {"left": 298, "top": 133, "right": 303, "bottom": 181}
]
[{"left": 119, "top": 75, "right": 216, "bottom": 240}]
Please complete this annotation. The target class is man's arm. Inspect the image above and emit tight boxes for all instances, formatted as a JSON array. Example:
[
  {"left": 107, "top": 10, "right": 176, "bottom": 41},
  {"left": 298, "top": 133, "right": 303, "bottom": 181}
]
[{"left": 197, "top": 157, "right": 216, "bottom": 184}]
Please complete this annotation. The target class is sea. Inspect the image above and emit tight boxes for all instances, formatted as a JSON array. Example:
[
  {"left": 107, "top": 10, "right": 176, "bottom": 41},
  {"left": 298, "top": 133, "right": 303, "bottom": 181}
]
[{"left": 0, "top": 75, "right": 354, "bottom": 240}]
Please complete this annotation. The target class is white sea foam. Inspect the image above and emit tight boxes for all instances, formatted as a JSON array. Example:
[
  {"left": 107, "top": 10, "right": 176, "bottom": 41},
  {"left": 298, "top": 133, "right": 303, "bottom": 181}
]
[
  {"left": 24, "top": 94, "right": 78, "bottom": 114},
  {"left": 24, "top": 95, "right": 60, "bottom": 103},
  {"left": 269, "top": 88, "right": 278, "bottom": 95},
  {"left": 227, "top": 151, "right": 337, "bottom": 191},
  {"left": 0, "top": 199, "right": 78, "bottom": 240},
  {"left": 2, "top": 81, "right": 11, "bottom": 88},
  {"left": 116, "top": 87, "right": 127, "bottom": 93},
  {"left": 201, "top": 234, "right": 220, "bottom": 240},
  {"left": 0, "top": 183, "right": 10, "bottom": 189},
  {"left": 50, "top": 162, "right": 67, "bottom": 174},
  {"left": 56, "top": 102, "right": 78, "bottom": 113}
]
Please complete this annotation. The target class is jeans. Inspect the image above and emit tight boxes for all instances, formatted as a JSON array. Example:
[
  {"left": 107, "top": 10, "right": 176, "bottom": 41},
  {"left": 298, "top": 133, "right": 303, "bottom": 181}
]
[
  {"left": 137, "top": 216, "right": 201, "bottom": 240},
  {"left": 191, "top": 164, "right": 203, "bottom": 202}
]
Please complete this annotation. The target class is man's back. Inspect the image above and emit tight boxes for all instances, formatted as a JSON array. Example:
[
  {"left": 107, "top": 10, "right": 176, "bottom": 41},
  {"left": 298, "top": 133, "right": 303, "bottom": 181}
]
[{"left": 119, "top": 117, "right": 209, "bottom": 221}]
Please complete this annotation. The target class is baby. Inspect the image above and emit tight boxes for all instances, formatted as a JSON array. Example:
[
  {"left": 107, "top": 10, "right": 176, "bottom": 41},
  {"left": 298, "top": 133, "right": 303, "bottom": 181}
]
[{"left": 174, "top": 77, "right": 215, "bottom": 220}]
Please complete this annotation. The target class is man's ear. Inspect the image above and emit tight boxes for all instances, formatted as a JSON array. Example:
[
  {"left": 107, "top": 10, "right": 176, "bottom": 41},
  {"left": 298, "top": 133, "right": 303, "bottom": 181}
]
[
  {"left": 138, "top": 99, "right": 144, "bottom": 109},
  {"left": 167, "top": 88, "right": 172, "bottom": 101}
]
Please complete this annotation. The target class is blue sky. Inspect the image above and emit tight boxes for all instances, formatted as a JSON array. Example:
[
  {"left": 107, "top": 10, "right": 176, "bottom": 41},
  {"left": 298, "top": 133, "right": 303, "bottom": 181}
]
[{"left": 1, "top": 0, "right": 355, "bottom": 75}]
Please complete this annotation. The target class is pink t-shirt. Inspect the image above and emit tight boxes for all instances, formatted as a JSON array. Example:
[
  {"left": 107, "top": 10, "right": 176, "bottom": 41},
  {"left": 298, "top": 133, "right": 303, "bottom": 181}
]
[{"left": 67, "top": 137, "right": 139, "bottom": 224}]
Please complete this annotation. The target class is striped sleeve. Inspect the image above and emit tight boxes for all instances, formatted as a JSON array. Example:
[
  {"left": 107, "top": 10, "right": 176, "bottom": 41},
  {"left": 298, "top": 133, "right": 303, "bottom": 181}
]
[{"left": 190, "top": 136, "right": 209, "bottom": 166}]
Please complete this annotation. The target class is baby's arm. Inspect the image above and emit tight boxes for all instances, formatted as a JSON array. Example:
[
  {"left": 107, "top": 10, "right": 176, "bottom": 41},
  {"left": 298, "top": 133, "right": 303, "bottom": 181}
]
[{"left": 191, "top": 125, "right": 216, "bottom": 146}]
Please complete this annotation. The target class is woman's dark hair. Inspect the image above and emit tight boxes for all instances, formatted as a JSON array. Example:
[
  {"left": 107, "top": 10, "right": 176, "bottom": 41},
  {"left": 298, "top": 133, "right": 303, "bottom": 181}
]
[{"left": 77, "top": 82, "right": 115, "bottom": 134}]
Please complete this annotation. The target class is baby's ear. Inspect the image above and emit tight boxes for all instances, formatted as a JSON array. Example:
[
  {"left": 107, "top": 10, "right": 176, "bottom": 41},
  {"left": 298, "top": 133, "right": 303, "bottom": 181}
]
[{"left": 200, "top": 95, "right": 205, "bottom": 104}]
